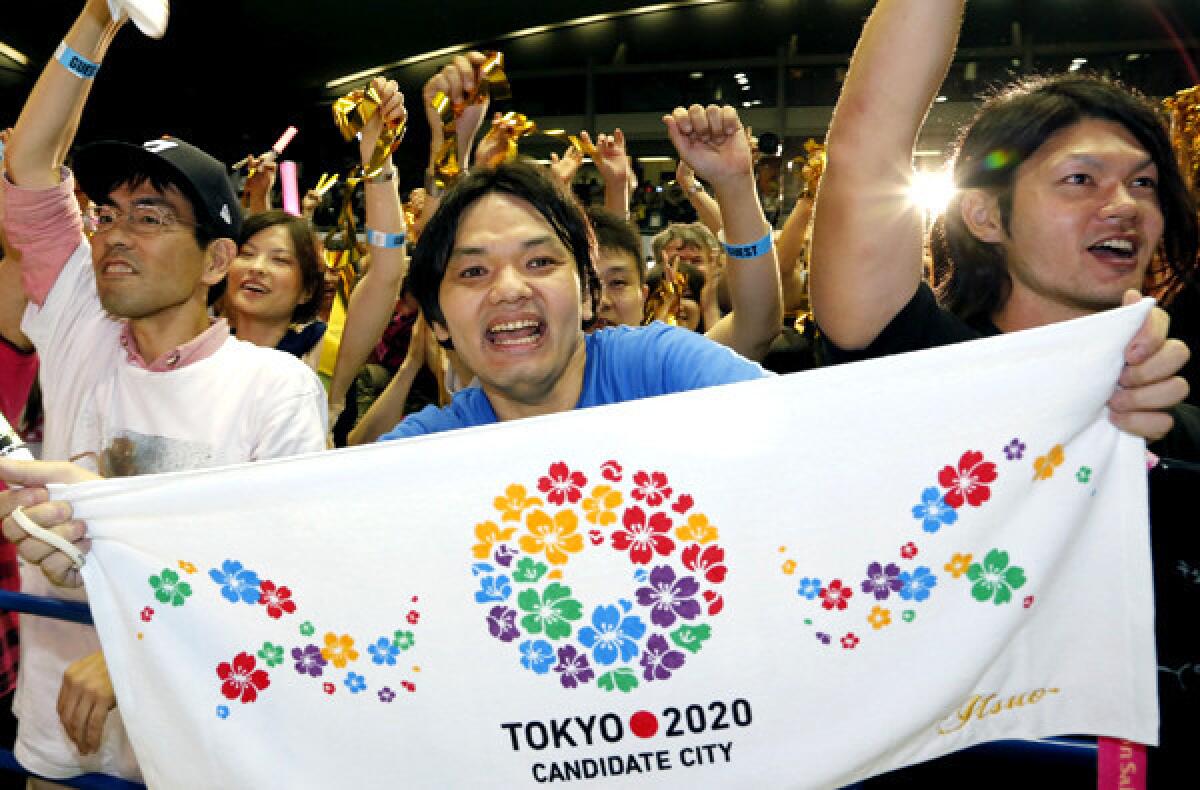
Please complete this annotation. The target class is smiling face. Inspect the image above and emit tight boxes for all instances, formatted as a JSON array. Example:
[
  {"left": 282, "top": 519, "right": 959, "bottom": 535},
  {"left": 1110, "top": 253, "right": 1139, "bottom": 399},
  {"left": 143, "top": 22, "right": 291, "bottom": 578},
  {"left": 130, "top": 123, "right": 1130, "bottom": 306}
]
[
  {"left": 227, "top": 224, "right": 309, "bottom": 323},
  {"left": 433, "top": 192, "right": 589, "bottom": 419},
  {"left": 992, "top": 118, "right": 1164, "bottom": 325},
  {"left": 90, "top": 181, "right": 215, "bottom": 319}
]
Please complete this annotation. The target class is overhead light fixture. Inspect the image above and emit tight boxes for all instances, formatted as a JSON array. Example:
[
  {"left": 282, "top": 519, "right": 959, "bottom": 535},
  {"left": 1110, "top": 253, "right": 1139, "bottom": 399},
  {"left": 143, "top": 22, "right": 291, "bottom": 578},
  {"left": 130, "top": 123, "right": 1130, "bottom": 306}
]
[
  {"left": 637, "top": 156, "right": 675, "bottom": 163},
  {"left": 1068, "top": 57, "right": 1087, "bottom": 72},
  {"left": 689, "top": 71, "right": 704, "bottom": 79},
  {"left": 934, "top": 95, "right": 948, "bottom": 103},
  {"left": 742, "top": 101, "right": 751, "bottom": 108},
  {"left": 742, "top": 85, "right": 751, "bottom": 91},
  {"left": 326, "top": 0, "right": 722, "bottom": 89},
  {"left": 0, "top": 40, "right": 29, "bottom": 67},
  {"left": 543, "top": 129, "right": 566, "bottom": 136}
]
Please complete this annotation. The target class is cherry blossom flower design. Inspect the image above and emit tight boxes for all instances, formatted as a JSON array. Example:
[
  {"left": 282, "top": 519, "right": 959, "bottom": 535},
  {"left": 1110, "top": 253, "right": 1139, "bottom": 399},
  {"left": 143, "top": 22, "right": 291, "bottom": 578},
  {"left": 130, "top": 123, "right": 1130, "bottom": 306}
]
[
  {"left": 601, "top": 460, "right": 623, "bottom": 482},
  {"left": 407, "top": 610, "right": 420, "bottom": 625},
  {"left": 554, "top": 645, "right": 595, "bottom": 689},
  {"left": 537, "top": 462, "right": 587, "bottom": 506},
  {"left": 378, "top": 687, "right": 396, "bottom": 703},
  {"left": 841, "top": 633, "right": 860, "bottom": 650},
  {"left": 487, "top": 606, "right": 521, "bottom": 642},
  {"left": 867, "top": 606, "right": 891, "bottom": 630},
  {"left": 258, "top": 580, "right": 296, "bottom": 619},
  {"left": 492, "top": 484, "right": 543, "bottom": 523},
  {"left": 140, "top": 607, "right": 154, "bottom": 622},
  {"left": 639, "top": 633, "right": 686, "bottom": 682},
  {"left": 900, "top": 542, "right": 918, "bottom": 560},
  {"left": 671, "top": 494, "right": 694, "bottom": 514},
  {"left": 321, "top": 633, "right": 359, "bottom": 668},
  {"left": 611, "top": 506, "right": 675, "bottom": 564},
  {"left": 631, "top": 470, "right": 672, "bottom": 508},
  {"left": 944, "top": 553, "right": 973, "bottom": 579},
  {"left": 819, "top": 579, "right": 853, "bottom": 611},
  {"left": 520, "top": 509, "right": 584, "bottom": 566},
  {"left": 682, "top": 544, "right": 727, "bottom": 584},
  {"left": 636, "top": 565, "right": 701, "bottom": 628},
  {"left": 291, "top": 644, "right": 327, "bottom": 677},
  {"left": 1003, "top": 438, "right": 1026, "bottom": 461},
  {"left": 217, "top": 652, "right": 270, "bottom": 704},
  {"left": 861, "top": 562, "right": 903, "bottom": 601},
  {"left": 938, "top": 451, "right": 998, "bottom": 508}
]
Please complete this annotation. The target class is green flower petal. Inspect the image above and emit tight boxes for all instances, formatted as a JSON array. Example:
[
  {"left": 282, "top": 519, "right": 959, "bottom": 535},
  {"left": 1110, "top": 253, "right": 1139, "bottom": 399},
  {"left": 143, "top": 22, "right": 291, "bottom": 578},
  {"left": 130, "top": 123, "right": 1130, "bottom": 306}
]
[
  {"left": 161, "top": 569, "right": 179, "bottom": 585},
  {"left": 983, "top": 549, "right": 1009, "bottom": 574},
  {"left": 514, "top": 558, "right": 548, "bottom": 583},
  {"left": 520, "top": 613, "right": 544, "bottom": 634},
  {"left": 971, "top": 581, "right": 994, "bottom": 602},
  {"left": 597, "top": 668, "right": 639, "bottom": 693},
  {"left": 543, "top": 583, "right": 571, "bottom": 603},
  {"left": 993, "top": 584, "right": 1012, "bottom": 606},
  {"left": 1005, "top": 566, "right": 1027, "bottom": 589},
  {"left": 966, "top": 564, "right": 983, "bottom": 582},
  {"left": 177, "top": 582, "right": 192, "bottom": 598},
  {"left": 148, "top": 575, "right": 163, "bottom": 589},
  {"left": 556, "top": 599, "right": 584, "bottom": 621},
  {"left": 517, "top": 588, "right": 541, "bottom": 613},
  {"left": 154, "top": 589, "right": 172, "bottom": 604},
  {"left": 544, "top": 618, "right": 572, "bottom": 640},
  {"left": 670, "top": 624, "right": 712, "bottom": 654},
  {"left": 392, "top": 630, "right": 415, "bottom": 650}
]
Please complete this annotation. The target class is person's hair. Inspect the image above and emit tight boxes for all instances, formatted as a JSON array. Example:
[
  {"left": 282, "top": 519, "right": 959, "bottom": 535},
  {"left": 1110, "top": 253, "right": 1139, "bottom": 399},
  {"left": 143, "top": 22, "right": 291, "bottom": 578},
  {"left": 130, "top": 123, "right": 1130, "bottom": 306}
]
[
  {"left": 235, "top": 210, "right": 324, "bottom": 325},
  {"left": 651, "top": 222, "right": 718, "bottom": 264},
  {"left": 587, "top": 207, "right": 646, "bottom": 284},
  {"left": 409, "top": 161, "right": 601, "bottom": 336},
  {"left": 933, "top": 72, "right": 1199, "bottom": 326}
]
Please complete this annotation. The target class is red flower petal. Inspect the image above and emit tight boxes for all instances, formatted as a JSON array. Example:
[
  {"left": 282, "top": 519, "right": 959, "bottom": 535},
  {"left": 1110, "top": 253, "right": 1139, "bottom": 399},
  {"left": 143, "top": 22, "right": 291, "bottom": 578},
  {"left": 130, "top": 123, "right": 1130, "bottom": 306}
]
[
  {"left": 232, "top": 652, "right": 256, "bottom": 673},
  {"left": 548, "top": 461, "right": 568, "bottom": 479},
  {"left": 705, "top": 566, "right": 728, "bottom": 584},
  {"left": 682, "top": 544, "right": 700, "bottom": 571},
  {"left": 937, "top": 465, "right": 958, "bottom": 489},
  {"left": 249, "top": 670, "right": 270, "bottom": 691},
  {"left": 623, "top": 505, "right": 645, "bottom": 530},
  {"left": 601, "top": 461, "right": 622, "bottom": 482},
  {"left": 588, "top": 530, "right": 604, "bottom": 546},
  {"left": 943, "top": 488, "right": 965, "bottom": 509},
  {"left": 220, "top": 679, "right": 242, "bottom": 700},
  {"left": 648, "top": 512, "right": 673, "bottom": 534},
  {"left": 965, "top": 486, "right": 992, "bottom": 507},
  {"left": 671, "top": 494, "right": 694, "bottom": 514}
]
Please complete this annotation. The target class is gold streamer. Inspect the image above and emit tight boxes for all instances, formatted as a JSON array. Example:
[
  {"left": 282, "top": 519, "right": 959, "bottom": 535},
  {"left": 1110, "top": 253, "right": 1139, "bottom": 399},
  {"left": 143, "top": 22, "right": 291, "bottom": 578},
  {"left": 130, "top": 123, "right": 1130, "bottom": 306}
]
[
  {"left": 478, "top": 111, "right": 538, "bottom": 168},
  {"left": 314, "top": 172, "right": 339, "bottom": 198},
  {"left": 430, "top": 51, "right": 512, "bottom": 188},
  {"left": 642, "top": 260, "right": 689, "bottom": 326},
  {"left": 792, "top": 138, "right": 826, "bottom": 197},
  {"left": 568, "top": 134, "right": 598, "bottom": 158},
  {"left": 332, "top": 83, "right": 408, "bottom": 179},
  {"left": 1165, "top": 86, "right": 1200, "bottom": 193},
  {"left": 323, "top": 172, "right": 365, "bottom": 305}
]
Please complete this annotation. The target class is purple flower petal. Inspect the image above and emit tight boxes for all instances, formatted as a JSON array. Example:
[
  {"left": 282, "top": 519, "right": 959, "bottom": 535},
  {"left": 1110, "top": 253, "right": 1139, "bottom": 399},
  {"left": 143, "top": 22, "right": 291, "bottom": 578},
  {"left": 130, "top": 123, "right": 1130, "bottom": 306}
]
[{"left": 648, "top": 564, "right": 676, "bottom": 587}]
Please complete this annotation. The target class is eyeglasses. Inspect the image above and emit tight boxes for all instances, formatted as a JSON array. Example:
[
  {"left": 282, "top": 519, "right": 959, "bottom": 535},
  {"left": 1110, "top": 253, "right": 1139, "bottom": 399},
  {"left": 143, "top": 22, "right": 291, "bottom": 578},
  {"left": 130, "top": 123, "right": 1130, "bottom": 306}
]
[{"left": 92, "top": 204, "right": 198, "bottom": 236}]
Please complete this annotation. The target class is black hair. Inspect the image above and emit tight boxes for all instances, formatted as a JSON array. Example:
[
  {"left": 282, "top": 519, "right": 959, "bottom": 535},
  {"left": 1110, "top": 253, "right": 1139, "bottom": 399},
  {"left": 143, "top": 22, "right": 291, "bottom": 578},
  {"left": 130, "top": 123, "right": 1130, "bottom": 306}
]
[
  {"left": 236, "top": 210, "right": 324, "bottom": 325},
  {"left": 409, "top": 161, "right": 601, "bottom": 336},
  {"left": 934, "top": 72, "right": 1199, "bottom": 326},
  {"left": 587, "top": 207, "right": 647, "bottom": 284}
]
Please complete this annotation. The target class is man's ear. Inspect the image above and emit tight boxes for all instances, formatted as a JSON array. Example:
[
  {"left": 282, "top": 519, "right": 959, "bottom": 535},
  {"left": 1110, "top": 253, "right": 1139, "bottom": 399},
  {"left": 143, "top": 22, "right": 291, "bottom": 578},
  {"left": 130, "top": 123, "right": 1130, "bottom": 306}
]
[
  {"left": 958, "top": 189, "right": 1007, "bottom": 244},
  {"left": 202, "top": 238, "right": 236, "bottom": 287}
]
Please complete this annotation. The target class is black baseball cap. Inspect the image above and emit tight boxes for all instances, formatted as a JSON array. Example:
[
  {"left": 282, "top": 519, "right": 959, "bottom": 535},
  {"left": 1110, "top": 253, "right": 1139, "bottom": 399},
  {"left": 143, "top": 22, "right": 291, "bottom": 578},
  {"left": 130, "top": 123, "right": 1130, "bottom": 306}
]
[{"left": 73, "top": 136, "right": 242, "bottom": 240}]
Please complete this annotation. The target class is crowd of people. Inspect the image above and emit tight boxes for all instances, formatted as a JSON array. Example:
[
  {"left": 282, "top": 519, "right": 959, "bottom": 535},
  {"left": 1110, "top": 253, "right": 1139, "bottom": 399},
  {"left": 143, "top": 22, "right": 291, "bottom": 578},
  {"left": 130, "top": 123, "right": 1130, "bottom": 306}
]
[{"left": 0, "top": 0, "right": 1197, "bottom": 786}]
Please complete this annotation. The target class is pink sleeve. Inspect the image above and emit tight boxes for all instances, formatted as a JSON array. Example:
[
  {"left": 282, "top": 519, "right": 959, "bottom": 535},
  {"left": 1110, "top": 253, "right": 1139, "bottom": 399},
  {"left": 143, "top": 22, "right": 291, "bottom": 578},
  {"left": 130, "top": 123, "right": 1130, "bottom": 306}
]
[{"left": 0, "top": 168, "right": 85, "bottom": 305}]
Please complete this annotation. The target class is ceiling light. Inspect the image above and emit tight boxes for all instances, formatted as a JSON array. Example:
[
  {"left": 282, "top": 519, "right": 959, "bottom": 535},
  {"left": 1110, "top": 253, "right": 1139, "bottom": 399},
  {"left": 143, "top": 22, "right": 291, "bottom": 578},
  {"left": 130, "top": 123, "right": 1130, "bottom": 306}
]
[
  {"left": 637, "top": 156, "right": 675, "bottom": 163},
  {"left": 935, "top": 95, "right": 948, "bottom": 103},
  {"left": 742, "top": 101, "right": 752, "bottom": 108},
  {"left": 0, "top": 40, "right": 29, "bottom": 67},
  {"left": 689, "top": 71, "right": 704, "bottom": 79},
  {"left": 742, "top": 85, "right": 751, "bottom": 91}
]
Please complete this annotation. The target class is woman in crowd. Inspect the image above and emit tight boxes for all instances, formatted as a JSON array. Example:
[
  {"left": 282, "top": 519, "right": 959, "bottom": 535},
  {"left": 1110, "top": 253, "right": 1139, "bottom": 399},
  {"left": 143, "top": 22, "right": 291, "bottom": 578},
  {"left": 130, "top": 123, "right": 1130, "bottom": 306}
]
[{"left": 221, "top": 210, "right": 327, "bottom": 369}]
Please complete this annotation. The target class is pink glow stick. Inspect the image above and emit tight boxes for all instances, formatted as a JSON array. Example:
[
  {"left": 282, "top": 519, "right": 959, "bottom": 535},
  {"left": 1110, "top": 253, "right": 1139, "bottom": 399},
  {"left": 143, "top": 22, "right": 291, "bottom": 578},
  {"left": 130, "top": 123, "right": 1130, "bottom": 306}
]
[
  {"left": 280, "top": 160, "right": 301, "bottom": 216},
  {"left": 272, "top": 126, "right": 299, "bottom": 155}
]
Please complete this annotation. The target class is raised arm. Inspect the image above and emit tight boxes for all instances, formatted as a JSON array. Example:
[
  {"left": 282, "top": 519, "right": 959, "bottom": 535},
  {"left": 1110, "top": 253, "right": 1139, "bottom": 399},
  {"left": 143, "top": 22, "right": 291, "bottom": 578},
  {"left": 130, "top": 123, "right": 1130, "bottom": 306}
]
[
  {"left": 5, "top": 1, "right": 123, "bottom": 189},
  {"left": 677, "top": 160, "right": 723, "bottom": 236},
  {"left": 664, "top": 105, "right": 782, "bottom": 361},
  {"left": 590, "top": 130, "right": 635, "bottom": 219},
  {"left": 809, "top": 0, "right": 965, "bottom": 349},
  {"left": 420, "top": 52, "right": 492, "bottom": 218},
  {"left": 327, "top": 78, "right": 409, "bottom": 419}
]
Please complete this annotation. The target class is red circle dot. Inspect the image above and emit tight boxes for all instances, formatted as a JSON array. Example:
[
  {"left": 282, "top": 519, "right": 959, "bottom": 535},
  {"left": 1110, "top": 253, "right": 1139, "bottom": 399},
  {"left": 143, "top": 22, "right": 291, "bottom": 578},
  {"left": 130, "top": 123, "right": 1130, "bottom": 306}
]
[{"left": 629, "top": 710, "right": 658, "bottom": 738}]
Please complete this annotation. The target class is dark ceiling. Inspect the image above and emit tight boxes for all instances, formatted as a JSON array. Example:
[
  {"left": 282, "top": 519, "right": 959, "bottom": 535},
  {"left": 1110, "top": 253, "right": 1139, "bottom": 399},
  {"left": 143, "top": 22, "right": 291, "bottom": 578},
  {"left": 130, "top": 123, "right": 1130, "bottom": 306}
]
[{"left": 3, "top": 0, "right": 1199, "bottom": 185}]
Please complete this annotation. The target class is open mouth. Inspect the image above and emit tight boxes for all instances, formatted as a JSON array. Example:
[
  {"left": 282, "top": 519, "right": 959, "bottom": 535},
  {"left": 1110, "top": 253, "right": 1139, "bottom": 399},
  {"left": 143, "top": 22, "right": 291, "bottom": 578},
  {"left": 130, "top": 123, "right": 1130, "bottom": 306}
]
[
  {"left": 1087, "top": 237, "right": 1137, "bottom": 262},
  {"left": 486, "top": 319, "right": 544, "bottom": 347},
  {"left": 240, "top": 281, "right": 271, "bottom": 295},
  {"left": 101, "top": 260, "right": 136, "bottom": 275}
]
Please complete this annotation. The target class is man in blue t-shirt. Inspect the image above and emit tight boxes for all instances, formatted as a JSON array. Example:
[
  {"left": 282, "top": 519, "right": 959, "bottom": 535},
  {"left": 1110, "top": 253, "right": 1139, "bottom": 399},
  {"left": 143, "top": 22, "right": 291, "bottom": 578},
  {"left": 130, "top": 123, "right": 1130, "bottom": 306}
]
[{"left": 383, "top": 87, "right": 780, "bottom": 440}]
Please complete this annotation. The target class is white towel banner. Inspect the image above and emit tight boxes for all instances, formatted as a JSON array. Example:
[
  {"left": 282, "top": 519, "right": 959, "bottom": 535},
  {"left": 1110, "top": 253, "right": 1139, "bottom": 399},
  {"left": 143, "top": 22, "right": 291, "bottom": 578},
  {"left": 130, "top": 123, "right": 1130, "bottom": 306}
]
[{"left": 64, "top": 302, "right": 1157, "bottom": 789}]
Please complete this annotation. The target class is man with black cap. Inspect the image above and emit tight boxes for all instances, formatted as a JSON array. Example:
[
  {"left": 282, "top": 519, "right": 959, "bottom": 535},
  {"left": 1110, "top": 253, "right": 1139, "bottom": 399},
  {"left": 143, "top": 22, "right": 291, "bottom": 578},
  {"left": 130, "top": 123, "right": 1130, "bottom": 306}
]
[{"left": 0, "top": 1, "right": 325, "bottom": 783}]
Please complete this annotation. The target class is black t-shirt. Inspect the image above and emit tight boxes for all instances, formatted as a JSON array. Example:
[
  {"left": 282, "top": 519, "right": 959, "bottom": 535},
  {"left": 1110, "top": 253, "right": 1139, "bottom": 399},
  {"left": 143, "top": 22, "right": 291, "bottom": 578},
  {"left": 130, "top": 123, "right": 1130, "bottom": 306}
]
[{"left": 820, "top": 283, "right": 1199, "bottom": 786}]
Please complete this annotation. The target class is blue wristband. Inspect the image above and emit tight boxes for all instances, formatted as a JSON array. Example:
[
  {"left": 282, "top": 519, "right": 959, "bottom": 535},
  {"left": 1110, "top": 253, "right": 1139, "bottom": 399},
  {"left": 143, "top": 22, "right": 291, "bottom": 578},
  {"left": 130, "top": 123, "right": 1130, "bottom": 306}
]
[
  {"left": 54, "top": 41, "right": 100, "bottom": 80},
  {"left": 366, "top": 229, "right": 407, "bottom": 249},
  {"left": 722, "top": 229, "right": 774, "bottom": 259}
]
